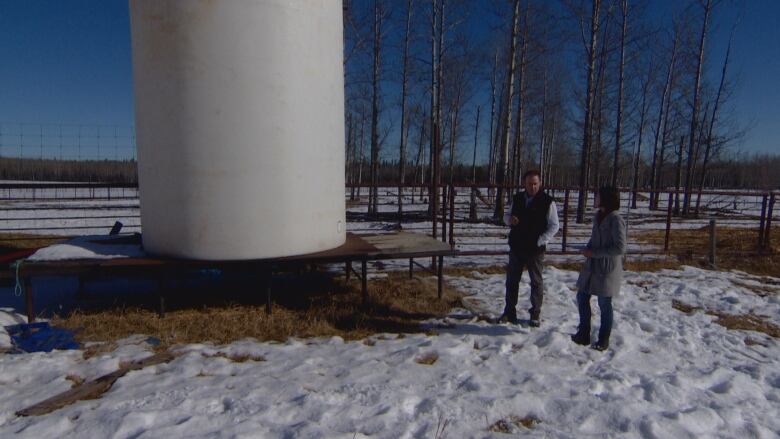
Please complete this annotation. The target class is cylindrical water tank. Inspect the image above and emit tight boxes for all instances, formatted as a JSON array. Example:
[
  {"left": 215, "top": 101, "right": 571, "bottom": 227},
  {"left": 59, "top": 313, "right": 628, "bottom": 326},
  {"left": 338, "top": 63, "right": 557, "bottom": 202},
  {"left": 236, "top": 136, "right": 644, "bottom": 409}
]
[{"left": 129, "top": 0, "right": 346, "bottom": 260}]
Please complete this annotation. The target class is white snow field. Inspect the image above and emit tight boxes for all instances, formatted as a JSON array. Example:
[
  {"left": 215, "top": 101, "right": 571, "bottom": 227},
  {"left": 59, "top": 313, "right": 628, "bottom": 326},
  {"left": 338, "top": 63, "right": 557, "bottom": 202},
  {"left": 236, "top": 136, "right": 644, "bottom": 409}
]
[{"left": 0, "top": 265, "right": 778, "bottom": 438}]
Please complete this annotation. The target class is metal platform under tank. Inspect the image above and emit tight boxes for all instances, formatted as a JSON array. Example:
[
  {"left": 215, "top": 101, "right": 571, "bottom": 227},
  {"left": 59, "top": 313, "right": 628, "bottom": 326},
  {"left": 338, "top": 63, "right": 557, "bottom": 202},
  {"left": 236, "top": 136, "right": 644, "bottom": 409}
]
[{"left": 7, "top": 232, "right": 456, "bottom": 323}]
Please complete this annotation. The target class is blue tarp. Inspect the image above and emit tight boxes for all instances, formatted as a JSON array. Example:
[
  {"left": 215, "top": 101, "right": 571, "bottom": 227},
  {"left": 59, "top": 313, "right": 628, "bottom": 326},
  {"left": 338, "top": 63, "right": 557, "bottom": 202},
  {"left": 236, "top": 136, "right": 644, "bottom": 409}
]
[{"left": 5, "top": 322, "right": 79, "bottom": 353}]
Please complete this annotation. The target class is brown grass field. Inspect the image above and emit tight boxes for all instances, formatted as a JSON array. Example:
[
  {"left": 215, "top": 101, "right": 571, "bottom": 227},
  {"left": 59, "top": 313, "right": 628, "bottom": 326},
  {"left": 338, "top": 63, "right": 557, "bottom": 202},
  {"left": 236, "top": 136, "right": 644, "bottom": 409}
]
[{"left": 52, "top": 271, "right": 462, "bottom": 350}]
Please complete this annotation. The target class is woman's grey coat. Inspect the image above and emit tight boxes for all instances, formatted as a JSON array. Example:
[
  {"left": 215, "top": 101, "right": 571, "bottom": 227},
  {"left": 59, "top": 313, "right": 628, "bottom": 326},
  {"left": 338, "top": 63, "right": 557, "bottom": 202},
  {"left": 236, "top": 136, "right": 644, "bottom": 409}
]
[{"left": 576, "top": 211, "right": 626, "bottom": 297}]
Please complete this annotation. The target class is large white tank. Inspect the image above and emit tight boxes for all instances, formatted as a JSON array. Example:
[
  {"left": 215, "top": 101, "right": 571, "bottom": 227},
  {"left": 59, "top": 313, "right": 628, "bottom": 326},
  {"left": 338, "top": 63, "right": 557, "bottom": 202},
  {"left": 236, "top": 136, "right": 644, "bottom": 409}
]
[{"left": 129, "top": 0, "right": 346, "bottom": 260}]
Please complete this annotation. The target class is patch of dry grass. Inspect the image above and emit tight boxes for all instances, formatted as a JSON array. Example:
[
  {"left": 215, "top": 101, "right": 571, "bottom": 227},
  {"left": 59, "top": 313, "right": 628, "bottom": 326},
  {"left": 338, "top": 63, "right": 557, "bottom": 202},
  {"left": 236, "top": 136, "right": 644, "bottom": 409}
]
[
  {"left": 636, "top": 226, "right": 780, "bottom": 276},
  {"left": 65, "top": 374, "right": 85, "bottom": 388},
  {"left": 672, "top": 299, "right": 780, "bottom": 338},
  {"left": 730, "top": 279, "right": 779, "bottom": 297},
  {"left": 202, "top": 351, "right": 266, "bottom": 363},
  {"left": 52, "top": 271, "right": 462, "bottom": 348},
  {"left": 710, "top": 312, "right": 780, "bottom": 338},
  {"left": 487, "top": 415, "right": 541, "bottom": 433},
  {"left": 414, "top": 352, "right": 439, "bottom": 365}
]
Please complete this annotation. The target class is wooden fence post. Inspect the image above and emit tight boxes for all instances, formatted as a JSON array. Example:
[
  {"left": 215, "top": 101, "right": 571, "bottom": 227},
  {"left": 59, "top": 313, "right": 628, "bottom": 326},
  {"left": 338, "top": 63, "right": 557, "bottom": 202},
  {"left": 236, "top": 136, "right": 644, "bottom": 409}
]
[
  {"left": 708, "top": 219, "right": 716, "bottom": 267},
  {"left": 765, "top": 194, "right": 776, "bottom": 250},
  {"left": 664, "top": 192, "right": 674, "bottom": 252},
  {"left": 759, "top": 194, "right": 768, "bottom": 250},
  {"left": 449, "top": 185, "right": 455, "bottom": 246},
  {"left": 562, "top": 189, "right": 569, "bottom": 252}
]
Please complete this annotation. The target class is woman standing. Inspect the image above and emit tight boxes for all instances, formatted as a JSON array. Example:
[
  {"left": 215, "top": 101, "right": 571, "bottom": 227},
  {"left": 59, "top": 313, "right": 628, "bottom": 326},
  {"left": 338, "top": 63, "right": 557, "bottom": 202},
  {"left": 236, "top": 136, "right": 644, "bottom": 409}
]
[{"left": 572, "top": 186, "right": 626, "bottom": 351}]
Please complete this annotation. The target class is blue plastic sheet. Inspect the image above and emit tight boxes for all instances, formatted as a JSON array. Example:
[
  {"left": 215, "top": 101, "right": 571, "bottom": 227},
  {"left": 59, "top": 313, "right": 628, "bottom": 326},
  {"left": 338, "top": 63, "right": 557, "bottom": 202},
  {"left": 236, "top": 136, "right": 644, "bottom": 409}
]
[{"left": 5, "top": 322, "right": 79, "bottom": 353}]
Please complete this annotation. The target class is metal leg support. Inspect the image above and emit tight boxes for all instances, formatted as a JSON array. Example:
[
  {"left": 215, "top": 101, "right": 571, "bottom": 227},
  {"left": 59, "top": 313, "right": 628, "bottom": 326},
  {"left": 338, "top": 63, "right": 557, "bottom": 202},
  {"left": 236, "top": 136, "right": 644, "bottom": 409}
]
[
  {"left": 25, "top": 278, "right": 34, "bottom": 323},
  {"left": 361, "top": 259, "right": 368, "bottom": 306}
]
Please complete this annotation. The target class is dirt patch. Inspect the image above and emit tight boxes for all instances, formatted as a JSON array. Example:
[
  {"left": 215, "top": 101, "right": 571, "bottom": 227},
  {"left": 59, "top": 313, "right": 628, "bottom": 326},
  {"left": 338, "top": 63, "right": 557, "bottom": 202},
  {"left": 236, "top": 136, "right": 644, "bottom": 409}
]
[{"left": 52, "top": 271, "right": 462, "bottom": 348}]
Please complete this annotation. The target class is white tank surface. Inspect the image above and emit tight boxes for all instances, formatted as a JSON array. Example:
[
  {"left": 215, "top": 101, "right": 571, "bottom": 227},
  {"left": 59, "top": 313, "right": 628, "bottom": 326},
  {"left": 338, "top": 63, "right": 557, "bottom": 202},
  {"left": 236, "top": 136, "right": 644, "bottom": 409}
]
[{"left": 129, "top": 0, "right": 346, "bottom": 260}]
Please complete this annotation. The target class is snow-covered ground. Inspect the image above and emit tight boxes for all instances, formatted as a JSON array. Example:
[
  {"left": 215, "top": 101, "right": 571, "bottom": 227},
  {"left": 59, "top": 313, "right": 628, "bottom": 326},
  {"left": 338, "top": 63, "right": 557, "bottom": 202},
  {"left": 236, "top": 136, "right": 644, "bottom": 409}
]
[{"left": 1, "top": 265, "right": 779, "bottom": 438}]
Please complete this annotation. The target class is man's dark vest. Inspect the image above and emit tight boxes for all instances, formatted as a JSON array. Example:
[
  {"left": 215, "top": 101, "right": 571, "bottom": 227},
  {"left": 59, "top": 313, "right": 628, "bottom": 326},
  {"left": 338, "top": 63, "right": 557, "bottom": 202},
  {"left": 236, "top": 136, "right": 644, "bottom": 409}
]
[{"left": 508, "top": 190, "right": 553, "bottom": 254}]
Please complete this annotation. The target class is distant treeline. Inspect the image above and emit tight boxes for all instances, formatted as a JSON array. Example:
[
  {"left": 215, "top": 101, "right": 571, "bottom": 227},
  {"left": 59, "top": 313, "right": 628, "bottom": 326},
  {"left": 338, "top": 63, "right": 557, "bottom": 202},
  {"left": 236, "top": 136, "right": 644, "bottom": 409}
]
[
  {"left": 0, "top": 157, "right": 137, "bottom": 184},
  {"left": 1, "top": 154, "right": 777, "bottom": 190},
  {"left": 355, "top": 152, "right": 780, "bottom": 191}
]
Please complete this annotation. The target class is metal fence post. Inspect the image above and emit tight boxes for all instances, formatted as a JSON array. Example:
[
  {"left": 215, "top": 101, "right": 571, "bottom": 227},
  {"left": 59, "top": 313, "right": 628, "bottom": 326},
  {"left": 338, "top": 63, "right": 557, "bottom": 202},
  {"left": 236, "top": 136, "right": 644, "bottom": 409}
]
[
  {"left": 562, "top": 189, "right": 569, "bottom": 252},
  {"left": 664, "top": 191, "right": 674, "bottom": 252},
  {"left": 765, "top": 193, "right": 776, "bottom": 250},
  {"left": 759, "top": 194, "right": 768, "bottom": 250},
  {"left": 449, "top": 185, "right": 455, "bottom": 247},
  {"left": 708, "top": 219, "right": 716, "bottom": 267}
]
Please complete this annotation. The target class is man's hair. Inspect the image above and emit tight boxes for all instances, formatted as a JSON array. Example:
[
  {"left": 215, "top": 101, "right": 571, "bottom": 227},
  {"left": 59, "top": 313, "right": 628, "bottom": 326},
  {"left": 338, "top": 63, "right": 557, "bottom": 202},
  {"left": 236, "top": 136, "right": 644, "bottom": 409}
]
[
  {"left": 522, "top": 169, "right": 541, "bottom": 181},
  {"left": 598, "top": 186, "right": 620, "bottom": 213}
]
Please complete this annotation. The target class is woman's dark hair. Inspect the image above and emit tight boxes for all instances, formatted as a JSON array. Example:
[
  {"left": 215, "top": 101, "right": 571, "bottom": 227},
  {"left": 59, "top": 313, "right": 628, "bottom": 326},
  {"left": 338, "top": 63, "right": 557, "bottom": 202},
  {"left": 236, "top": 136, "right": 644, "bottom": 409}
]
[{"left": 598, "top": 186, "right": 620, "bottom": 214}]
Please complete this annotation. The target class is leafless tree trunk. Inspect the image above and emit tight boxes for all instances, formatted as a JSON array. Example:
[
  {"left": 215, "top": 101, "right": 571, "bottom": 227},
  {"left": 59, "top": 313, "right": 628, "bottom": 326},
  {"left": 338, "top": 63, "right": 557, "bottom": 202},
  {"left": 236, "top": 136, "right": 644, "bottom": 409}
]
[
  {"left": 632, "top": 61, "right": 653, "bottom": 208},
  {"left": 576, "top": 0, "right": 601, "bottom": 223},
  {"left": 539, "top": 66, "right": 548, "bottom": 181},
  {"left": 416, "top": 110, "right": 428, "bottom": 200},
  {"left": 510, "top": 2, "right": 530, "bottom": 188},
  {"left": 471, "top": 106, "right": 481, "bottom": 183},
  {"left": 397, "top": 0, "right": 413, "bottom": 223},
  {"left": 695, "top": 25, "right": 732, "bottom": 214},
  {"left": 494, "top": 0, "right": 521, "bottom": 222},
  {"left": 683, "top": 0, "right": 712, "bottom": 215},
  {"left": 592, "top": 10, "right": 610, "bottom": 193},
  {"left": 346, "top": 112, "right": 356, "bottom": 200},
  {"left": 649, "top": 30, "right": 678, "bottom": 209},
  {"left": 429, "top": 0, "right": 440, "bottom": 220},
  {"left": 368, "top": 0, "right": 383, "bottom": 215},
  {"left": 357, "top": 110, "right": 366, "bottom": 199},
  {"left": 674, "top": 135, "right": 684, "bottom": 215},
  {"left": 612, "top": 0, "right": 628, "bottom": 187},
  {"left": 488, "top": 49, "right": 499, "bottom": 187}
]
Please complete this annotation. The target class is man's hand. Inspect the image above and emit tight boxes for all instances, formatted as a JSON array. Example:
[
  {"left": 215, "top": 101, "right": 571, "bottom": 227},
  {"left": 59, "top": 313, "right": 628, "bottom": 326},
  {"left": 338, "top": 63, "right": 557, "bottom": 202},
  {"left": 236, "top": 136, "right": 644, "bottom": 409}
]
[
  {"left": 509, "top": 215, "right": 520, "bottom": 226},
  {"left": 581, "top": 248, "right": 593, "bottom": 258}
]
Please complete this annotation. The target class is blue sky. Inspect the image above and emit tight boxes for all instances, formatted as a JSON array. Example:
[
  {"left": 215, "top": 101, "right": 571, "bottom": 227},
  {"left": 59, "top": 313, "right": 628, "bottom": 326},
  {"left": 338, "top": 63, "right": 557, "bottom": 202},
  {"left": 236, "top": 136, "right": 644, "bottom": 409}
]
[{"left": 0, "top": 0, "right": 776, "bottom": 158}]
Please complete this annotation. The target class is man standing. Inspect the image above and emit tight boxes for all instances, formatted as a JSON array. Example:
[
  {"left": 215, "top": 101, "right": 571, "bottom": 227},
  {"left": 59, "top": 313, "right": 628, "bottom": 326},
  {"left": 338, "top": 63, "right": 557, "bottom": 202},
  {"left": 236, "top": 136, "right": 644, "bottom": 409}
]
[{"left": 499, "top": 170, "right": 559, "bottom": 327}]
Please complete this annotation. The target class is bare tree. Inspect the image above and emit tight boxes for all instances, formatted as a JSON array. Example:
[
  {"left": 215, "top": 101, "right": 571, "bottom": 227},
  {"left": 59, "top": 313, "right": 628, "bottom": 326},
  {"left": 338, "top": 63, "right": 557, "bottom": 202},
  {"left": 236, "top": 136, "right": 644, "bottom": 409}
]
[
  {"left": 695, "top": 24, "right": 733, "bottom": 214},
  {"left": 368, "top": 0, "right": 385, "bottom": 215},
  {"left": 612, "top": 0, "right": 628, "bottom": 186},
  {"left": 649, "top": 27, "right": 678, "bottom": 209},
  {"left": 493, "top": 0, "right": 521, "bottom": 222},
  {"left": 682, "top": 0, "right": 712, "bottom": 215},
  {"left": 509, "top": 1, "right": 530, "bottom": 189},
  {"left": 576, "top": 0, "right": 602, "bottom": 223},
  {"left": 631, "top": 60, "right": 653, "bottom": 208},
  {"left": 397, "top": 0, "right": 413, "bottom": 222}
]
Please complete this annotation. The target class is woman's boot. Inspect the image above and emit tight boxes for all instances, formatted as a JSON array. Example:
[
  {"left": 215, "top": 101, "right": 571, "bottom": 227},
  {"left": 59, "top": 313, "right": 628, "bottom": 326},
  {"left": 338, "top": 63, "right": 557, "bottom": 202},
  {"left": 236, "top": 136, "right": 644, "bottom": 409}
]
[{"left": 571, "top": 325, "right": 590, "bottom": 346}]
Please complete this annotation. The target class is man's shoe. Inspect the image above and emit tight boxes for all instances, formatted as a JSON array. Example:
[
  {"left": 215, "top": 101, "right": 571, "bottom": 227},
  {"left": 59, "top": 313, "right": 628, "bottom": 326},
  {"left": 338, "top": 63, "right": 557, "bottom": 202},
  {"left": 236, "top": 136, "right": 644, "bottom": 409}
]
[
  {"left": 529, "top": 319, "right": 540, "bottom": 328},
  {"left": 498, "top": 313, "right": 519, "bottom": 325},
  {"left": 591, "top": 341, "right": 609, "bottom": 351}
]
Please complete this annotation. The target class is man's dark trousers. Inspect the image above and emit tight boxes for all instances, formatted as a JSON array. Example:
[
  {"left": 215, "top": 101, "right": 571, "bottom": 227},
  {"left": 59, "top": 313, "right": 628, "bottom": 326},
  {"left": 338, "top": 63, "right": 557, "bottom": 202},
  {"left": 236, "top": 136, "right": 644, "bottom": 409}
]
[{"left": 504, "top": 250, "right": 544, "bottom": 321}]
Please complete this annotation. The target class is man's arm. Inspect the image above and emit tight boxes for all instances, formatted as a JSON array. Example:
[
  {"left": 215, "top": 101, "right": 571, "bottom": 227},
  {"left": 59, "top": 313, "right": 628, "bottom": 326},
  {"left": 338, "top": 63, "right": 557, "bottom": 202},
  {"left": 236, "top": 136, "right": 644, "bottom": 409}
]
[{"left": 537, "top": 201, "right": 560, "bottom": 246}]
